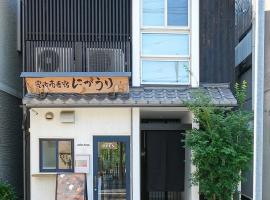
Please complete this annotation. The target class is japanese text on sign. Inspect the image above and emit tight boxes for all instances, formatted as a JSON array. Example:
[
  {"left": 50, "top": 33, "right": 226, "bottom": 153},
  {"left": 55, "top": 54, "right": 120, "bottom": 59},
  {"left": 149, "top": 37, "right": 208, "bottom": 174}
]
[{"left": 25, "top": 77, "right": 129, "bottom": 94}]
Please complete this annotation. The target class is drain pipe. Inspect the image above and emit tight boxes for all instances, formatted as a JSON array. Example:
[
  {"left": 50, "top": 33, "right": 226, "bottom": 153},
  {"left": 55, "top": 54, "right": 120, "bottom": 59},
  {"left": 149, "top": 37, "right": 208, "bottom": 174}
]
[
  {"left": 253, "top": 0, "right": 265, "bottom": 199},
  {"left": 22, "top": 105, "right": 29, "bottom": 200}
]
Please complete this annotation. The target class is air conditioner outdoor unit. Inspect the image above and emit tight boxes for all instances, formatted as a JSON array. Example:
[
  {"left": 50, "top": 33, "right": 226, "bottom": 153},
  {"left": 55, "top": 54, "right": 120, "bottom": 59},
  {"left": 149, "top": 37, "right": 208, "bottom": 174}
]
[
  {"left": 86, "top": 48, "right": 125, "bottom": 72},
  {"left": 35, "top": 47, "right": 74, "bottom": 72}
]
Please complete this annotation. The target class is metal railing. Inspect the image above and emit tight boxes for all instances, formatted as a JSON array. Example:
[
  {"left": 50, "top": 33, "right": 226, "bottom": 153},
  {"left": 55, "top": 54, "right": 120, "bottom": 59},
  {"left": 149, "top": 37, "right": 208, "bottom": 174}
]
[
  {"left": 24, "top": 40, "right": 131, "bottom": 73},
  {"left": 23, "top": 0, "right": 132, "bottom": 73}
]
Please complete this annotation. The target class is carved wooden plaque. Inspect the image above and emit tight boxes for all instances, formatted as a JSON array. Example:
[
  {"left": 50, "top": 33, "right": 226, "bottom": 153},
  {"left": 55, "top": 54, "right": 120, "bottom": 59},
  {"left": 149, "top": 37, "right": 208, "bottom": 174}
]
[{"left": 25, "top": 77, "right": 129, "bottom": 94}]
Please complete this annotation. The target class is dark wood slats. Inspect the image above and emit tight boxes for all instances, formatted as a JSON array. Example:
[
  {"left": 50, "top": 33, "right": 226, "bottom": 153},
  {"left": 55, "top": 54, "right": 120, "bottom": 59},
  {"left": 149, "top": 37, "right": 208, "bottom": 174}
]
[
  {"left": 199, "top": 0, "right": 235, "bottom": 83},
  {"left": 24, "top": 0, "right": 131, "bottom": 42},
  {"left": 148, "top": 191, "right": 183, "bottom": 200},
  {"left": 23, "top": 0, "right": 132, "bottom": 73}
]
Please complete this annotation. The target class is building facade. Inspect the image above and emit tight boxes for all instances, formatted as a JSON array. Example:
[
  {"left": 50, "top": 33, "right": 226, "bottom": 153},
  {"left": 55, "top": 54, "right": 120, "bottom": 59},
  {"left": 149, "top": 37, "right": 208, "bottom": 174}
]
[
  {"left": 235, "top": 0, "right": 253, "bottom": 199},
  {"left": 235, "top": 1, "right": 270, "bottom": 199},
  {"left": 21, "top": 0, "right": 236, "bottom": 200},
  {"left": 0, "top": 0, "right": 23, "bottom": 199}
]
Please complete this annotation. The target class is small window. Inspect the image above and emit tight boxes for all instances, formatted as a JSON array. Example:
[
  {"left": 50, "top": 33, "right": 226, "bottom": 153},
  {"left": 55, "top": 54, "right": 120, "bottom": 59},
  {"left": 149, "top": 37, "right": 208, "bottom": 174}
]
[
  {"left": 143, "top": 0, "right": 188, "bottom": 27},
  {"left": 142, "top": 33, "right": 189, "bottom": 56},
  {"left": 167, "top": 0, "right": 188, "bottom": 26},
  {"left": 142, "top": 60, "right": 190, "bottom": 84},
  {"left": 143, "top": 0, "right": 164, "bottom": 26},
  {"left": 40, "top": 139, "right": 74, "bottom": 172}
]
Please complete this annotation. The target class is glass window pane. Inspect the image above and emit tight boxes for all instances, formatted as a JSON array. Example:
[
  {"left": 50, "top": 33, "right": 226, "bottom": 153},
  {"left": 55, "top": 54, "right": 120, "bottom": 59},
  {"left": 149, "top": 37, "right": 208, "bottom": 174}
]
[
  {"left": 142, "top": 60, "right": 190, "bottom": 84},
  {"left": 142, "top": 34, "right": 189, "bottom": 56},
  {"left": 97, "top": 142, "right": 127, "bottom": 199},
  {"left": 168, "top": 0, "right": 188, "bottom": 26},
  {"left": 42, "top": 141, "right": 57, "bottom": 170},
  {"left": 143, "top": 0, "right": 164, "bottom": 26},
  {"left": 58, "top": 141, "right": 73, "bottom": 170}
]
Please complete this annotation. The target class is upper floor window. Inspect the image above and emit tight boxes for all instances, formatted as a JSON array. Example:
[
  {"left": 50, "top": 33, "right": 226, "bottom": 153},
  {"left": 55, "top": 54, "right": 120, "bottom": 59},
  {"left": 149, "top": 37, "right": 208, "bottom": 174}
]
[
  {"left": 141, "top": 0, "right": 190, "bottom": 85},
  {"left": 143, "top": 0, "right": 189, "bottom": 27},
  {"left": 142, "top": 33, "right": 189, "bottom": 56}
]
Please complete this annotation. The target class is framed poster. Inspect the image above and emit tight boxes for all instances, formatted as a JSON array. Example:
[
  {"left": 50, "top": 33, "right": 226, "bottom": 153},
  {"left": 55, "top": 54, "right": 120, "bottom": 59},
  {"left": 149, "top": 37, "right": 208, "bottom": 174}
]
[
  {"left": 75, "top": 155, "right": 90, "bottom": 173},
  {"left": 56, "top": 173, "right": 87, "bottom": 200}
]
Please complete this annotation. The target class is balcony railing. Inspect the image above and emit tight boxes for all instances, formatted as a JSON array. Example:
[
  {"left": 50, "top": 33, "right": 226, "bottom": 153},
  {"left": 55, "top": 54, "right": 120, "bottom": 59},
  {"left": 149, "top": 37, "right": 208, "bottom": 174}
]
[
  {"left": 23, "top": 0, "right": 132, "bottom": 73},
  {"left": 24, "top": 40, "right": 131, "bottom": 73}
]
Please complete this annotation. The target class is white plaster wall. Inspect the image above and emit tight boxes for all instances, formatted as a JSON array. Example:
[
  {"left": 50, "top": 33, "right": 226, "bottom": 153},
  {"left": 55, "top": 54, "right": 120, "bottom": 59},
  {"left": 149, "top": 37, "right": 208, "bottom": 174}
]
[{"left": 29, "top": 108, "right": 131, "bottom": 200}]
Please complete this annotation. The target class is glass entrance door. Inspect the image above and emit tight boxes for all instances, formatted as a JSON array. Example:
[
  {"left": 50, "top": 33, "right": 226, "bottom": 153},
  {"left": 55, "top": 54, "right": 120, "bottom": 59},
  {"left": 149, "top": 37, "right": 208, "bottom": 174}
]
[{"left": 93, "top": 136, "right": 130, "bottom": 200}]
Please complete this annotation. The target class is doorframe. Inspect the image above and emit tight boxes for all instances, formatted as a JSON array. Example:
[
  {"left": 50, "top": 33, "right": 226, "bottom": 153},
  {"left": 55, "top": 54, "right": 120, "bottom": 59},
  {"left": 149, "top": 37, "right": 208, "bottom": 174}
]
[{"left": 93, "top": 136, "right": 131, "bottom": 200}]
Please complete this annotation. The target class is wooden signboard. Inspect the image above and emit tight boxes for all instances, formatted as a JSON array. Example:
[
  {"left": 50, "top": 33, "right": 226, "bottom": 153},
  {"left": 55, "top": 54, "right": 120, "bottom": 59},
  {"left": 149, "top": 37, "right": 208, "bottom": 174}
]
[
  {"left": 56, "top": 173, "right": 87, "bottom": 200},
  {"left": 25, "top": 77, "right": 129, "bottom": 94}
]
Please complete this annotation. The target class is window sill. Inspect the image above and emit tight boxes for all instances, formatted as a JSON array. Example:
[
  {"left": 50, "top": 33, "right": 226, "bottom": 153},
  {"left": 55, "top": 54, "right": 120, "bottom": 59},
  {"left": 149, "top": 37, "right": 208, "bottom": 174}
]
[{"left": 32, "top": 173, "right": 58, "bottom": 177}]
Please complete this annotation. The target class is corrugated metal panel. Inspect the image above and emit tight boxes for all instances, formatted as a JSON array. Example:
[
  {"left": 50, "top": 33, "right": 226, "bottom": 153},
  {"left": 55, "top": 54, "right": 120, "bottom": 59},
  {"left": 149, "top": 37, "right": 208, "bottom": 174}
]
[{"left": 235, "top": 30, "right": 252, "bottom": 66}]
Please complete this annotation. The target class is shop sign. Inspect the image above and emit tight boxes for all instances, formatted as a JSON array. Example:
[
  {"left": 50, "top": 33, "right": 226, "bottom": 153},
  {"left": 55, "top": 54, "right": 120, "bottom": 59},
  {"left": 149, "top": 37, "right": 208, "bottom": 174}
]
[
  {"left": 101, "top": 142, "right": 118, "bottom": 150},
  {"left": 25, "top": 77, "right": 129, "bottom": 94},
  {"left": 75, "top": 141, "right": 91, "bottom": 155}
]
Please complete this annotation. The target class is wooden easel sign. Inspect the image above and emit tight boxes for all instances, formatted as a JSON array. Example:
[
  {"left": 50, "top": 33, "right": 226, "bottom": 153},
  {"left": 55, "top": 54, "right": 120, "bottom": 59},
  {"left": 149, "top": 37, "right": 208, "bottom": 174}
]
[{"left": 56, "top": 173, "right": 87, "bottom": 200}]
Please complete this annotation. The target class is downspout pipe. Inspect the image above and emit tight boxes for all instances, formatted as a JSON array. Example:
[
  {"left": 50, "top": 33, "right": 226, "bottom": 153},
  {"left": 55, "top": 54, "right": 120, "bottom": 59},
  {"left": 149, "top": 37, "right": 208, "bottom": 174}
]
[
  {"left": 22, "top": 105, "right": 29, "bottom": 200},
  {"left": 253, "top": 0, "right": 265, "bottom": 199}
]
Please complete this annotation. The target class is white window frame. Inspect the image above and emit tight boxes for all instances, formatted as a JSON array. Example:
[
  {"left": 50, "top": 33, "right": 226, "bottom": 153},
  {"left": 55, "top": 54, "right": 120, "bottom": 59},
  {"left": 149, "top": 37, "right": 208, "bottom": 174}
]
[
  {"left": 140, "top": 59, "right": 191, "bottom": 85},
  {"left": 141, "top": 0, "right": 190, "bottom": 29},
  {"left": 141, "top": 31, "right": 191, "bottom": 58},
  {"left": 140, "top": 0, "right": 191, "bottom": 85}
]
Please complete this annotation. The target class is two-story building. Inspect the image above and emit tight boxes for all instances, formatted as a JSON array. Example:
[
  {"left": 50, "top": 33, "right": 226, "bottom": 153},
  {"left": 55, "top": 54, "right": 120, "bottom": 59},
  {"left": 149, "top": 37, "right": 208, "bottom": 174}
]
[{"left": 21, "top": 0, "right": 236, "bottom": 200}]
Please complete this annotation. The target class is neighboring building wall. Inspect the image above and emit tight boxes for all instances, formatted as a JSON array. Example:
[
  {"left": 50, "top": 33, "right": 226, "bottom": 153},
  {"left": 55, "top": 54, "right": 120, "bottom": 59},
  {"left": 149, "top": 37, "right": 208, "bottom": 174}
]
[
  {"left": 29, "top": 108, "right": 131, "bottom": 200},
  {"left": 234, "top": 1, "right": 252, "bottom": 198},
  {"left": 200, "top": 0, "right": 235, "bottom": 84},
  {"left": 236, "top": 61, "right": 253, "bottom": 199},
  {"left": 263, "top": 2, "right": 270, "bottom": 199},
  {"left": 0, "top": 91, "right": 23, "bottom": 199},
  {"left": 0, "top": 0, "right": 22, "bottom": 93},
  {"left": 0, "top": 0, "right": 23, "bottom": 199}
]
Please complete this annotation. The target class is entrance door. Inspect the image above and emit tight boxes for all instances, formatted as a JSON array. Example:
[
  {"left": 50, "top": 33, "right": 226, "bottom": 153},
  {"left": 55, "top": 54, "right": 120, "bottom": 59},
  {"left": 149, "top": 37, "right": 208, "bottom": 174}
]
[
  {"left": 93, "top": 136, "right": 130, "bottom": 200},
  {"left": 141, "top": 130, "right": 185, "bottom": 200}
]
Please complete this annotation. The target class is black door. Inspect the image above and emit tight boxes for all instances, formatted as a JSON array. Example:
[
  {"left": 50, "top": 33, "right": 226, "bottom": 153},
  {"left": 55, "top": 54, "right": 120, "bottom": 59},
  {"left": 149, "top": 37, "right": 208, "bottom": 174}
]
[{"left": 141, "top": 130, "right": 185, "bottom": 200}]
